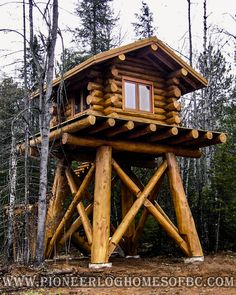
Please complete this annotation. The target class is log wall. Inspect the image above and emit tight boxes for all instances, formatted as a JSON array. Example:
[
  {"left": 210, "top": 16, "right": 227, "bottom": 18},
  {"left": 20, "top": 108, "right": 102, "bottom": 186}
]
[{"left": 50, "top": 57, "right": 184, "bottom": 127}]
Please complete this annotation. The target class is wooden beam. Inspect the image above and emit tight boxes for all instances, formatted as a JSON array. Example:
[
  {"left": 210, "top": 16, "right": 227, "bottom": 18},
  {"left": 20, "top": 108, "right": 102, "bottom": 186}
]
[
  {"left": 91, "top": 146, "right": 112, "bottom": 264},
  {"left": 154, "top": 201, "right": 178, "bottom": 233},
  {"left": 62, "top": 133, "right": 202, "bottom": 158},
  {"left": 196, "top": 133, "right": 227, "bottom": 147},
  {"left": 59, "top": 204, "right": 93, "bottom": 247},
  {"left": 167, "top": 130, "right": 199, "bottom": 145},
  {"left": 112, "top": 160, "right": 191, "bottom": 257},
  {"left": 168, "top": 68, "right": 188, "bottom": 79},
  {"left": 72, "top": 233, "right": 91, "bottom": 253},
  {"left": 166, "top": 153, "right": 203, "bottom": 257},
  {"left": 121, "top": 182, "right": 135, "bottom": 255},
  {"left": 132, "top": 174, "right": 164, "bottom": 254},
  {"left": 150, "top": 127, "right": 178, "bottom": 142},
  {"left": 19, "top": 115, "right": 96, "bottom": 151},
  {"left": 104, "top": 121, "right": 134, "bottom": 137},
  {"left": 45, "top": 160, "right": 69, "bottom": 253},
  {"left": 65, "top": 168, "right": 93, "bottom": 245},
  {"left": 76, "top": 203, "right": 93, "bottom": 245},
  {"left": 184, "top": 131, "right": 213, "bottom": 146},
  {"left": 88, "top": 118, "right": 116, "bottom": 134},
  {"left": 126, "top": 124, "right": 157, "bottom": 139},
  {"left": 45, "top": 164, "right": 95, "bottom": 258},
  {"left": 109, "top": 160, "right": 168, "bottom": 256}
]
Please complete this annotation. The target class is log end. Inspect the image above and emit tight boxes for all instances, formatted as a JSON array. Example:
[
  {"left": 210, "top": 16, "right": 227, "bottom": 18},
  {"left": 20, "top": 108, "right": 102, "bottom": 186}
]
[{"left": 88, "top": 115, "right": 96, "bottom": 125}]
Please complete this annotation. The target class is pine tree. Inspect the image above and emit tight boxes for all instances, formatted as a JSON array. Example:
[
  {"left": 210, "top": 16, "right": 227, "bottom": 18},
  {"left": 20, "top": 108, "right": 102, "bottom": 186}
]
[
  {"left": 132, "top": 1, "right": 156, "bottom": 39},
  {"left": 73, "top": 0, "right": 118, "bottom": 55}
]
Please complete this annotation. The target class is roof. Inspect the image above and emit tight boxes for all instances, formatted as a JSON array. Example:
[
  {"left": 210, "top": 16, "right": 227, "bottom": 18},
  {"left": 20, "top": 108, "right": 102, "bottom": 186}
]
[{"left": 34, "top": 36, "right": 208, "bottom": 97}]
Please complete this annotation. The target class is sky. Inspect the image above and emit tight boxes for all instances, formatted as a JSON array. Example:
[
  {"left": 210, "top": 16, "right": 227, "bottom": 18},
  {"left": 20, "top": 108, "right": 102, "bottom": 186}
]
[{"left": 0, "top": 0, "right": 235, "bottom": 80}]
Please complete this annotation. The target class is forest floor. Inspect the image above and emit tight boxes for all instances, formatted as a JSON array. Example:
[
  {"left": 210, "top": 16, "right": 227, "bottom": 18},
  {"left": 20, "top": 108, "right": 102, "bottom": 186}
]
[{"left": 0, "top": 252, "right": 235, "bottom": 295}]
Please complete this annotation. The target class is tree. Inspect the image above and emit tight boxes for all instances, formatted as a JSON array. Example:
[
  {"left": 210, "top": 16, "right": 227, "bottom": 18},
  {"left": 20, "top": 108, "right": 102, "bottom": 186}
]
[
  {"left": 73, "top": 0, "right": 119, "bottom": 55},
  {"left": 132, "top": 1, "right": 156, "bottom": 39}
]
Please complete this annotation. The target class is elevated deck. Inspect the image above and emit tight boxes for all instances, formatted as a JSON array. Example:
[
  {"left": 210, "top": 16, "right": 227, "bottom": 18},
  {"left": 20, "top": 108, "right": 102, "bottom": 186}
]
[{"left": 20, "top": 112, "right": 226, "bottom": 164}]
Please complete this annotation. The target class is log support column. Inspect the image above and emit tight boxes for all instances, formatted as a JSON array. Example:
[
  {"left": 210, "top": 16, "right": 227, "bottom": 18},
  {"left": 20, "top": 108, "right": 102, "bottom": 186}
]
[
  {"left": 89, "top": 146, "right": 112, "bottom": 269},
  {"left": 166, "top": 153, "right": 203, "bottom": 259}
]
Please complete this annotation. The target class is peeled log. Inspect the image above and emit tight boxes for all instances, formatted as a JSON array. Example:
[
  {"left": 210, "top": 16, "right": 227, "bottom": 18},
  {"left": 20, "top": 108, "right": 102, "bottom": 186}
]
[
  {"left": 166, "top": 116, "right": 181, "bottom": 125},
  {"left": 87, "top": 82, "right": 103, "bottom": 91},
  {"left": 168, "top": 68, "right": 188, "bottom": 79},
  {"left": 62, "top": 133, "right": 202, "bottom": 158},
  {"left": 19, "top": 115, "right": 96, "bottom": 151}
]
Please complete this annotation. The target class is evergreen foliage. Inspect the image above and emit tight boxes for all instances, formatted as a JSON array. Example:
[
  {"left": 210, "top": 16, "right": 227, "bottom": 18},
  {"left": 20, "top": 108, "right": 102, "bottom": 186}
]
[
  {"left": 73, "top": 0, "right": 119, "bottom": 55},
  {"left": 132, "top": 1, "right": 156, "bottom": 39}
]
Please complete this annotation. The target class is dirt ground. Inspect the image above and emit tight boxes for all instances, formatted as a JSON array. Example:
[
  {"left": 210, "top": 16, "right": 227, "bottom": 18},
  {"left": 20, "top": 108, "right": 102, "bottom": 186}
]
[{"left": 0, "top": 253, "right": 235, "bottom": 294}]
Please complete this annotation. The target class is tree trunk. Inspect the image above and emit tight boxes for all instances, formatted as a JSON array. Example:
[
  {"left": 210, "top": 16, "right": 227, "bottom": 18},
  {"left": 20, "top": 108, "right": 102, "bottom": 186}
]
[{"left": 35, "top": 0, "right": 59, "bottom": 265}]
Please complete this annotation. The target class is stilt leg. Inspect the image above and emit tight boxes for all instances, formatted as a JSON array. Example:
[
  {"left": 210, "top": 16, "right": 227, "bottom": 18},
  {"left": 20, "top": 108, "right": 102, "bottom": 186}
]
[
  {"left": 166, "top": 153, "right": 203, "bottom": 258},
  {"left": 90, "top": 146, "right": 112, "bottom": 268},
  {"left": 121, "top": 183, "right": 135, "bottom": 256}
]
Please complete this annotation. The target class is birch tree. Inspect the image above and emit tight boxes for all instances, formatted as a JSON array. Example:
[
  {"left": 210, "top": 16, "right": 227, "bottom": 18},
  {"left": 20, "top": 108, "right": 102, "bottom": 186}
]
[{"left": 27, "top": 0, "right": 59, "bottom": 264}]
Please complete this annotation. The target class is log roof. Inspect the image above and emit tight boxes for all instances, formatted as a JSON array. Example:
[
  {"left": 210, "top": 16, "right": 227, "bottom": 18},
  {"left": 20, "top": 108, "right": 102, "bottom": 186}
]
[{"left": 34, "top": 36, "right": 207, "bottom": 97}]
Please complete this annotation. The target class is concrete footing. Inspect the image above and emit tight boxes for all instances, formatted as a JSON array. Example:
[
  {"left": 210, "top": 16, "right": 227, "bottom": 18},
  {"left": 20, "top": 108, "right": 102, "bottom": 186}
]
[
  {"left": 184, "top": 256, "right": 204, "bottom": 264},
  {"left": 89, "top": 262, "right": 112, "bottom": 269}
]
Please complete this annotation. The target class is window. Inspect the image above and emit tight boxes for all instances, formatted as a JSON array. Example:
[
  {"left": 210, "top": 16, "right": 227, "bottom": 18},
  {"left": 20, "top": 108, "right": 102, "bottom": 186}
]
[
  {"left": 74, "top": 88, "right": 89, "bottom": 114},
  {"left": 123, "top": 77, "right": 153, "bottom": 113}
]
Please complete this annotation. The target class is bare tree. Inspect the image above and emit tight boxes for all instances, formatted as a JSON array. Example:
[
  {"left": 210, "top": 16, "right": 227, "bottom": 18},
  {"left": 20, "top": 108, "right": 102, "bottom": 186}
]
[{"left": 27, "top": 0, "right": 59, "bottom": 264}]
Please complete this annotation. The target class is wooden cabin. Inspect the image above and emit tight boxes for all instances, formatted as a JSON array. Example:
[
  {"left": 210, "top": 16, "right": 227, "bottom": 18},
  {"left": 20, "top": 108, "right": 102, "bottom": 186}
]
[{"left": 22, "top": 37, "right": 227, "bottom": 268}]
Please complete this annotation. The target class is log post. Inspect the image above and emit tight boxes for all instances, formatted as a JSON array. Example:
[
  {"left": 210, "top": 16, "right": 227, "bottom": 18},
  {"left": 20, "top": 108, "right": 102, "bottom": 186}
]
[
  {"left": 121, "top": 182, "right": 135, "bottom": 256},
  {"left": 166, "top": 153, "right": 203, "bottom": 258},
  {"left": 90, "top": 146, "right": 112, "bottom": 268},
  {"left": 45, "top": 159, "right": 69, "bottom": 253}
]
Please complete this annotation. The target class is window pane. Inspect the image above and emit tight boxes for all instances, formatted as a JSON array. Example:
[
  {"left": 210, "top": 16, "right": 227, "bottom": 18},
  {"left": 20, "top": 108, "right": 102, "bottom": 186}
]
[
  {"left": 139, "top": 84, "right": 151, "bottom": 112},
  {"left": 125, "top": 82, "right": 136, "bottom": 109}
]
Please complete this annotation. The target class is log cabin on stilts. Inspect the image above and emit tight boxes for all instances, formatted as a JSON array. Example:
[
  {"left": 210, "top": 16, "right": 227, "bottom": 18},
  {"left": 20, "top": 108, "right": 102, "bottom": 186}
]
[{"left": 19, "top": 36, "right": 227, "bottom": 268}]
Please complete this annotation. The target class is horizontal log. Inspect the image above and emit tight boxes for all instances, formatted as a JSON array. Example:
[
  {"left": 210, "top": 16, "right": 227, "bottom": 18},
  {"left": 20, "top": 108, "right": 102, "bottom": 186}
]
[
  {"left": 87, "top": 82, "right": 103, "bottom": 91},
  {"left": 165, "top": 116, "right": 181, "bottom": 125},
  {"left": 108, "top": 111, "right": 165, "bottom": 125},
  {"left": 168, "top": 68, "right": 188, "bottom": 79},
  {"left": 91, "top": 90, "right": 103, "bottom": 97},
  {"left": 105, "top": 79, "right": 122, "bottom": 87},
  {"left": 103, "top": 107, "right": 167, "bottom": 121},
  {"left": 154, "top": 95, "right": 166, "bottom": 102},
  {"left": 104, "top": 82, "right": 118, "bottom": 93},
  {"left": 197, "top": 133, "right": 227, "bottom": 147},
  {"left": 154, "top": 89, "right": 166, "bottom": 96},
  {"left": 166, "top": 87, "right": 181, "bottom": 98},
  {"left": 115, "top": 64, "right": 162, "bottom": 79},
  {"left": 154, "top": 100, "right": 166, "bottom": 108},
  {"left": 104, "top": 93, "right": 122, "bottom": 100},
  {"left": 90, "top": 105, "right": 104, "bottom": 112},
  {"left": 154, "top": 107, "right": 166, "bottom": 115},
  {"left": 62, "top": 133, "right": 202, "bottom": 158},
  {"left": 104, "top": 120, "right": 134, "bottom": 137},
  {"left": 88, "top": 118, "right": 116, "bottom": 135},
  {"left": 166, "top": 97, "right": 178, "bottom": 104},
  {"left": 166, "top": 77, "right": 180, "bottom": 86},
  {"left": 168, "top": 130, "right": 199, "bottom": 145},
  {"left": 86, "top": 95, "right": 103, "bottom": 105},
  {"left": 150, "top": 127, "right": 179, "bottom": 142},
  {"left": 166, "top": 111, "right": 179, "bottom": 119},
  {"left": 184, "top": 131, "right": 213, "bottom": 146},
  {"left": 117, "top": 69, "right": 164, "bottom": 83},
  {"left": 104, "top": 95, "right": 122, "bottom": 108},
  {"left": 127, "top": 124, "right": 157, "bottom": 139},
  {"left": 165, "top": 101, "right": 181, "bottom": 112},
  {"left": 19, "top": 115, "right": 97, "bottom": 151}
]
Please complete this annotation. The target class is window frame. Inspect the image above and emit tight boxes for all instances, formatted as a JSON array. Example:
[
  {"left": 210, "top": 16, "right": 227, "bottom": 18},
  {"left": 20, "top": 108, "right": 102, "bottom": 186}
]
[
  {"left": 72, "top": 88, "right": 89, "bottom": 116},
  {"left": 122, "top": 76, "right": 154, "bottom": 114}
]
